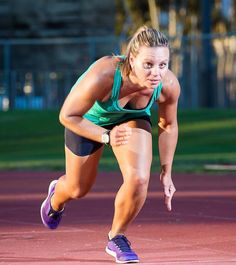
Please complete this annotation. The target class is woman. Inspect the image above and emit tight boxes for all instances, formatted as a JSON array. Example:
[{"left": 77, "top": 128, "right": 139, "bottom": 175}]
[{"left": 41, "top": 26, "right": 180, "bottom": 264}]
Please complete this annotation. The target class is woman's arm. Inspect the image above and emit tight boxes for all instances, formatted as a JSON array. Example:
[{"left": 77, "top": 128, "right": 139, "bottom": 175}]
[
  {"left": 59, "top": 57, "right": 113, "bottom": 143},
  {"left": 157, "top": 70, "right": 180, "bottom": 211},
  {"left": 59, "top": 56, "right": 132, "bottom": 146}
]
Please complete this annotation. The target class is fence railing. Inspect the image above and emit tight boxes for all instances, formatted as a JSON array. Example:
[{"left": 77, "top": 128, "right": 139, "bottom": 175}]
[{"left": 0, "top": 33, "right": 236, "bottom": 110}]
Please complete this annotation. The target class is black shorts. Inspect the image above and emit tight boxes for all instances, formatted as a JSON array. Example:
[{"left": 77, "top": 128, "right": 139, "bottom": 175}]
[{"left": 65, "top": 116, "right": 152, "bottom": 156}]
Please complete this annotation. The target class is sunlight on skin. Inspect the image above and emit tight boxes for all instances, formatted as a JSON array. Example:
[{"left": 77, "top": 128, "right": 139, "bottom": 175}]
[{"left": 158, "top": 117, "right": 171, "bottom": 133}]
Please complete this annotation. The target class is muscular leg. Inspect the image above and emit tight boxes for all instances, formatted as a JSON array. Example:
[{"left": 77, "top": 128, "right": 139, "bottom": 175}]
[
  {"left": 51, "top": 145, "right": 104, "bottom": 211},
  {"left": 110, "top": 119, "right": 152, "bottom": 237}
]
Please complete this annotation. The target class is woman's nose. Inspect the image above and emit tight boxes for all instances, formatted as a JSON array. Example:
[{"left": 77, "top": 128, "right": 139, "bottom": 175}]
[{"left": 151, "top": 67, "right": 161, "bottom": 77}]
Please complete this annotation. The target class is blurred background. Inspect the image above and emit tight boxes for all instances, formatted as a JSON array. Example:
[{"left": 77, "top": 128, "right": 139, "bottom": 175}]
[
  {"left": 1, "top": 0, "right": 236, "bottom": 110},
  {"left": 0, "top": 0, "right": 235, "bottom": 172}
]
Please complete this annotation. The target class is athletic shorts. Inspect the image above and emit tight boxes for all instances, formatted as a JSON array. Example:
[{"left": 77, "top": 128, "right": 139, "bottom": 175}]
[{"left": 65, "top": 116, "right": 152, "bottom": 156}]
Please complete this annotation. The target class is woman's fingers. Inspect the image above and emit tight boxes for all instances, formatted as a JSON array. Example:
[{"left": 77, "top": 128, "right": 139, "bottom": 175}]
[
  {"left": 164, "top": 184, "right": 176, "bottom": 211},
  {"left": 111, "top": 124, "right": 132, "bottom": 146}
]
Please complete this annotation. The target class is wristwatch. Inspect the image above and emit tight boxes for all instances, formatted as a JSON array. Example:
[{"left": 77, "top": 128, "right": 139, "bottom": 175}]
[{"left": 101, "top": 130, "right": 110, "bottom": 145}]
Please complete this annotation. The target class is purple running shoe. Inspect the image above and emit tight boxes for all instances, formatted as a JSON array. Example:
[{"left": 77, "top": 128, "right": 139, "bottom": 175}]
[
  {"left": 40, "top": 180, "right": 64, "bottom": 229},
  {"left": 106, "top": 235, "right": 139, "bottom": 263}
]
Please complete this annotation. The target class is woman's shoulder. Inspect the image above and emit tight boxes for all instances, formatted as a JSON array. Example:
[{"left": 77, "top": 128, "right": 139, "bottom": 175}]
[
  {"left": 91, "top": 55, "right": 122, "bottom": 75},
  {"left": 85, "top": 56, "right": 122, "bottom": 87},
  {"left": 79, "top": 56, "right": 121, "bottom": 99},
  {"left": 162, "top": 70, "right": 179, "bottom": 88},
  {"left": 159, "top": 70, "right": 180, "bottom": 103}
]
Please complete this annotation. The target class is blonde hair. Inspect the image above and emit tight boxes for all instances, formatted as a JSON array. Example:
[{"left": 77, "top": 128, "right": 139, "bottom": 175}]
[{"left": 120, "top": 26, "right": 169, "bottom": 77}]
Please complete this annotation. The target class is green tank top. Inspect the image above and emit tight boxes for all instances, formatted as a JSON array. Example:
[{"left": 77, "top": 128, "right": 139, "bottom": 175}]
[{"left": 78, "top": 59, "right": 163, "bottom": 126}]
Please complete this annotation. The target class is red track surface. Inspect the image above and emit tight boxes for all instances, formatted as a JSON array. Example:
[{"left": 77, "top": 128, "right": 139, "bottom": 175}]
[{"left": 0, "top": 171, "right": 236, "bottom": 265}]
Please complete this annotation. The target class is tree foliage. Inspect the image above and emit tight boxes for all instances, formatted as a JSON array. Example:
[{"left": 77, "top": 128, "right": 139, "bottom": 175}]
[{"left": 115, "top": 0, "right": 236, "bottom": 37}]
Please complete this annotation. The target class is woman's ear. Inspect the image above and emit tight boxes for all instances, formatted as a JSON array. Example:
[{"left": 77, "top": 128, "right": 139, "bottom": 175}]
[{"left": 129, "top": 54, "right": 134, "bottom": 70}]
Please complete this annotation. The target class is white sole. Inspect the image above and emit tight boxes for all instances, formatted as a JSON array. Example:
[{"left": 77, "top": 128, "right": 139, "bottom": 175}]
[{"left": 105, "top": 247, "right": 139, "bottom": 264}]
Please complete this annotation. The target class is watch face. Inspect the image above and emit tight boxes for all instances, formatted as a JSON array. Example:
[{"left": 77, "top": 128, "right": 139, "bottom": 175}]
[{"left": 102, "top": 132, "right": 110, "bottom": 144}]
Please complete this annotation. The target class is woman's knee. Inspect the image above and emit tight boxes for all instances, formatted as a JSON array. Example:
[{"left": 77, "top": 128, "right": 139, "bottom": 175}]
[
  {"left": 124, "top": 172, "right": 150, "bottom": 194},
  {"left": 64, "top": 182, "right": 90, "bottom": 199}
]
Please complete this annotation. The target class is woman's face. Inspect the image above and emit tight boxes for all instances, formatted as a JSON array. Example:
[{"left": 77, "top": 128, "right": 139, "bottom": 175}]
[{"left": 129, "top": 46, "right": 169, "bottom": 89}]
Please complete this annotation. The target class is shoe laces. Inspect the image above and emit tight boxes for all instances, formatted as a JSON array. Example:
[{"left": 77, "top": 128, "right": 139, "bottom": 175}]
[{"left": 112, "top": 235, "right": 132, "bottom": 252}]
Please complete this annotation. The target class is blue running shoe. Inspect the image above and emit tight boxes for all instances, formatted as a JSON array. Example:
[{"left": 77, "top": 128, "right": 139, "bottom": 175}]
[
  {"left": 106, "top": 235, "right": 139, "bottom": 263},
  {"left": 40, "top": 180, "right": 64, "bottom": 229}
]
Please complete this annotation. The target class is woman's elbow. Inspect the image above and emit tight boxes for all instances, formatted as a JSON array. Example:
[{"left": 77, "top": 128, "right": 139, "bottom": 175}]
[
  {"left": 59, "top": 109, "right": 68, "bottom": 126},
  {"left": 59, "top": 109, "right": 83, "bottom": 127}
]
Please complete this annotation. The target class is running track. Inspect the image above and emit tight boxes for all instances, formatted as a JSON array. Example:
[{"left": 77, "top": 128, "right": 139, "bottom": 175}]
[{"left": 0, "top": 171, "right": 235, "bottom": 265}]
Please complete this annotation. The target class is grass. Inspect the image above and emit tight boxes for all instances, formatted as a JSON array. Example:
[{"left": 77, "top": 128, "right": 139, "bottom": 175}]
[{"left": 0, "top": 109, "right": 236, "bottom": 172}]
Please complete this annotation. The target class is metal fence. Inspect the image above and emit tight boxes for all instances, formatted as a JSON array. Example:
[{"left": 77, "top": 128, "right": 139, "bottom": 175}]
[
  {"left": 0, "top": 33, "right": 236, "bottom": 110},
  {"left": 172, "top": 32, "right": 236, "bottom": 109}
]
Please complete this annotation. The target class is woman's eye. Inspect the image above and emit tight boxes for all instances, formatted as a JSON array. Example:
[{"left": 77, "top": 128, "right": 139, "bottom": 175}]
[
  {"left": 160, "top": 63, "right": 167, "bottom": 69},
  {"left": 143, "top": 62, "right": 152, "bottom": 69}
]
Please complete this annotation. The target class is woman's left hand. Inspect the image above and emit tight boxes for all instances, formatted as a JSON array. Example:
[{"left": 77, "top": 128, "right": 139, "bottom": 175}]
[{"left": 160, "top": 171, "right": 176, "bottom": 211}]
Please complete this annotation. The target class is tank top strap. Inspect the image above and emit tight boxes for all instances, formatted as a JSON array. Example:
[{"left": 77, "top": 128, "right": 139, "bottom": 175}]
[
  {"left": 111, "top": 65, "right": 122, "bottom": 100},
  {"left": 154, "top": 82, "right": 163, "bottom": 101}
]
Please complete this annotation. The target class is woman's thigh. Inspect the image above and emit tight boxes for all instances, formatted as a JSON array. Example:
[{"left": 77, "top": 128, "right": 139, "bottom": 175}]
[
  {"left": 64, "top": 144, "right": 104, "bottom": 192},
  {"left": 112, "top": 119, "right": 152, "bottom": 183}
]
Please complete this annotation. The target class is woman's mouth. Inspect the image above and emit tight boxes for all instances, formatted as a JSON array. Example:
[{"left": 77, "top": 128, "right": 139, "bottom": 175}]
[{"left": 148, "top": 79, "right": 160, "bottom": 85}]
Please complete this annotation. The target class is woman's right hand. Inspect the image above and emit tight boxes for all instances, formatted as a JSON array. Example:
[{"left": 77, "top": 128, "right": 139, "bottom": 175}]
[{"left": 110, "top": 124, "right": 132, "bottom": 146}]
